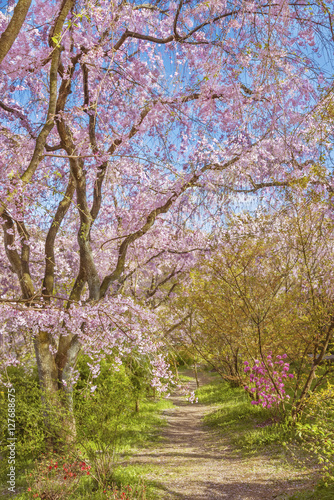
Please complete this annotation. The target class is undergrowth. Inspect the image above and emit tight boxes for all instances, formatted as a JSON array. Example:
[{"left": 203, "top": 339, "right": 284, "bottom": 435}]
[{"left": 0, "top": 360, "right": 173, "bottom": 500}]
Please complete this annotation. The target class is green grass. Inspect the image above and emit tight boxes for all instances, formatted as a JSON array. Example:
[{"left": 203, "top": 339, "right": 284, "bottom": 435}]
[
  {"left": 196, "top": 377, "right": 290, "bottom": 453},
  {"left": 288, "top": 482, "right": 334, "bottom": 499},
  {"left": 110, "top": 397, "right": 173, "bottom": 452},
  {"left": 72, "top": 396, "right": 173, "bottom": 499},
  {"left": 177, "top": 374, "right": 194, "bottom": 382},
  {"left": 73, "top": 464, "right": 161, "bottom": 499}
]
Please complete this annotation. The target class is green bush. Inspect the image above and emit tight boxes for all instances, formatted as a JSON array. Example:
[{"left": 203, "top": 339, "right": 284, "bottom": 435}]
[
  {"left": 0, "top": 355, "right": 170, "bottom": 498},
  {"left": 288, "top": 482, "right": 334, "bottom": 499},
  {"left": 74, "top": 362, "right": 139, "bottom": 488},
  {"left": 293, "top": 383, "right": 334, "bottom": 483},
  {"left": 197, "top": 377, "right": 291, "bottom": 452},
  {"left": 0, "top": 366, "right": 46, "bottom": 483}
]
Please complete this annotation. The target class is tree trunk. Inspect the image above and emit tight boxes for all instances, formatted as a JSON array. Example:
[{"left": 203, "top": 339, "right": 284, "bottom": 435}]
[
  {"left": 193, "top": 360, "right": 199, "bottom": 388},
  {"left": 292, "top": 364, "right": 318, "bottom": 420},
  {"left": 34, "top": 330, "right": 80, "bottom": 450}
]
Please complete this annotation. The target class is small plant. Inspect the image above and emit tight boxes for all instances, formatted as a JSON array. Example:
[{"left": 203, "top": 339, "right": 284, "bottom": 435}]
[
  {"left": 26, "top": 451, "right": 90, "bottom": 499},
  {"left": 103, "top": 480, "right": 147, "bottom": 499}
]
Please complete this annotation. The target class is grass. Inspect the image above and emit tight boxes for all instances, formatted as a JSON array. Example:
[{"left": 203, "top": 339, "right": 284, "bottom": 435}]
[
  {"left": 196, "top": 375, "right": 290, "bottom": 454},
  {"left": 288, "top": 482, "right": 334, "bottom": 499},
  {"left": 4, "top": 368, "right": 333, "bottom": 499},
  {"left": 177, "top": 373, "right": 194, "bottom": 382},
  {"left": 108, "top": 397, "right": 173, "bottom": 453},
  {"left": 74, "top": 396, "right": 173, "bottom": 499}
]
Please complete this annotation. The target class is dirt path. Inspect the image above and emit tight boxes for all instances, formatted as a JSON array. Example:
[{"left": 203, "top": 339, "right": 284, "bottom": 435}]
[{"left": 128, "top": 373, "right": 315, "bottom": 499}]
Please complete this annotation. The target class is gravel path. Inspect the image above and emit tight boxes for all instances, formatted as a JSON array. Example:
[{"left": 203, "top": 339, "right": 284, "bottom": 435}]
[{"left": 128, "top": 373, "right": 315, "bottom": 499}]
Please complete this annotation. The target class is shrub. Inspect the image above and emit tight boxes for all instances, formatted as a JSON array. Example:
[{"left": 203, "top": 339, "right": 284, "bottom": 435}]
[
  {"left": 0, "top": 366, "right": 46, "bottom": 482},
  {"left": 243, "top": 353, "right": 294, "bottom": 413},
  {"left": 74, "top": 356, "right": 150, "bottom": 488},
  {"left": 294, "top": 383, "right": 334, "bottom": 483}
]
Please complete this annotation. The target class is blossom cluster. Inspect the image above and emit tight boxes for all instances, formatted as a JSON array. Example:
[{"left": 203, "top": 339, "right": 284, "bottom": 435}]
[
  {"left": 244, "top": 353, "right": 294, "bottom": 408},
  {"left": 176, "top": 382, "right": 198, "bottom": 403}
]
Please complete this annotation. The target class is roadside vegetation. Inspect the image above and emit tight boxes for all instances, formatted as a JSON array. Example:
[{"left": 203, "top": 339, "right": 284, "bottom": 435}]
[{"left": 0, "top": 357, "right": 173, "bottom": 500}]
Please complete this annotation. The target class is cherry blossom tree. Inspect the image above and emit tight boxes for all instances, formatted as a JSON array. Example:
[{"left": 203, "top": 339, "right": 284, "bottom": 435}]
[{"left": 0, "top": 0, "right": 334, "bottom": 439}]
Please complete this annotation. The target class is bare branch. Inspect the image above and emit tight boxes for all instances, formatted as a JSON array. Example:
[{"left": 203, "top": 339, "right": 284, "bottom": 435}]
[{"left": 146, "top": 267, "right": 183, "bottom": 298}]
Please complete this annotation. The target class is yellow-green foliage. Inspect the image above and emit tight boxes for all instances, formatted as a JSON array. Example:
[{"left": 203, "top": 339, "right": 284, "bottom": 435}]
[{"left": 295, "top": 383, "right": 334, "bottom": 482}]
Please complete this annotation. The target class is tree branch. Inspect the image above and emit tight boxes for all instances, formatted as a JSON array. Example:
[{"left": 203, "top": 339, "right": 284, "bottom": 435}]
[
  {"left": 111, "top": 8, "right": 238, "bottom": 49},
  {"left": 0, "top": 0, "right": 32, "bottom": 65},
  {"left": 56, "top": 120, "right": 100, "bottom": 301},
  {"left": 1, "top": 211, "right": 34, "bottom": 299},
  {"left": 81, "top": 62, "right": 109, "bottom": 223},
  {"left": 146, "top": 267, "right": 183, "bottom": 298},
  {"left": 42, "top": 173, "right": 76, "bottom": 301},
  {"left": 99, "top": 155, "right": 240, "bottom": 298},
  {"left": 19, "top": 0, "right": 75, "bottom": 187},
  {"left": 45, "top": 142, "right": 63, "bottom": 152},
  {"left": 0, "top": 100, "right": 36, "bottom": 138}
]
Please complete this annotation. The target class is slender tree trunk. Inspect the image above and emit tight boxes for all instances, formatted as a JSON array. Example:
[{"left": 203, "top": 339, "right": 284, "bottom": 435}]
[
  {"left": 292, "top": 323, "right": 334, "bottom": 419},
  {"left": 57, "top": 336, "right": 81, "bottom": 440},
  {"left": 193, "top": 360, "right": 199, "bottom": 388},
  {"left": 292, "top": 364, "right": 318, "bottom": 420}
]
